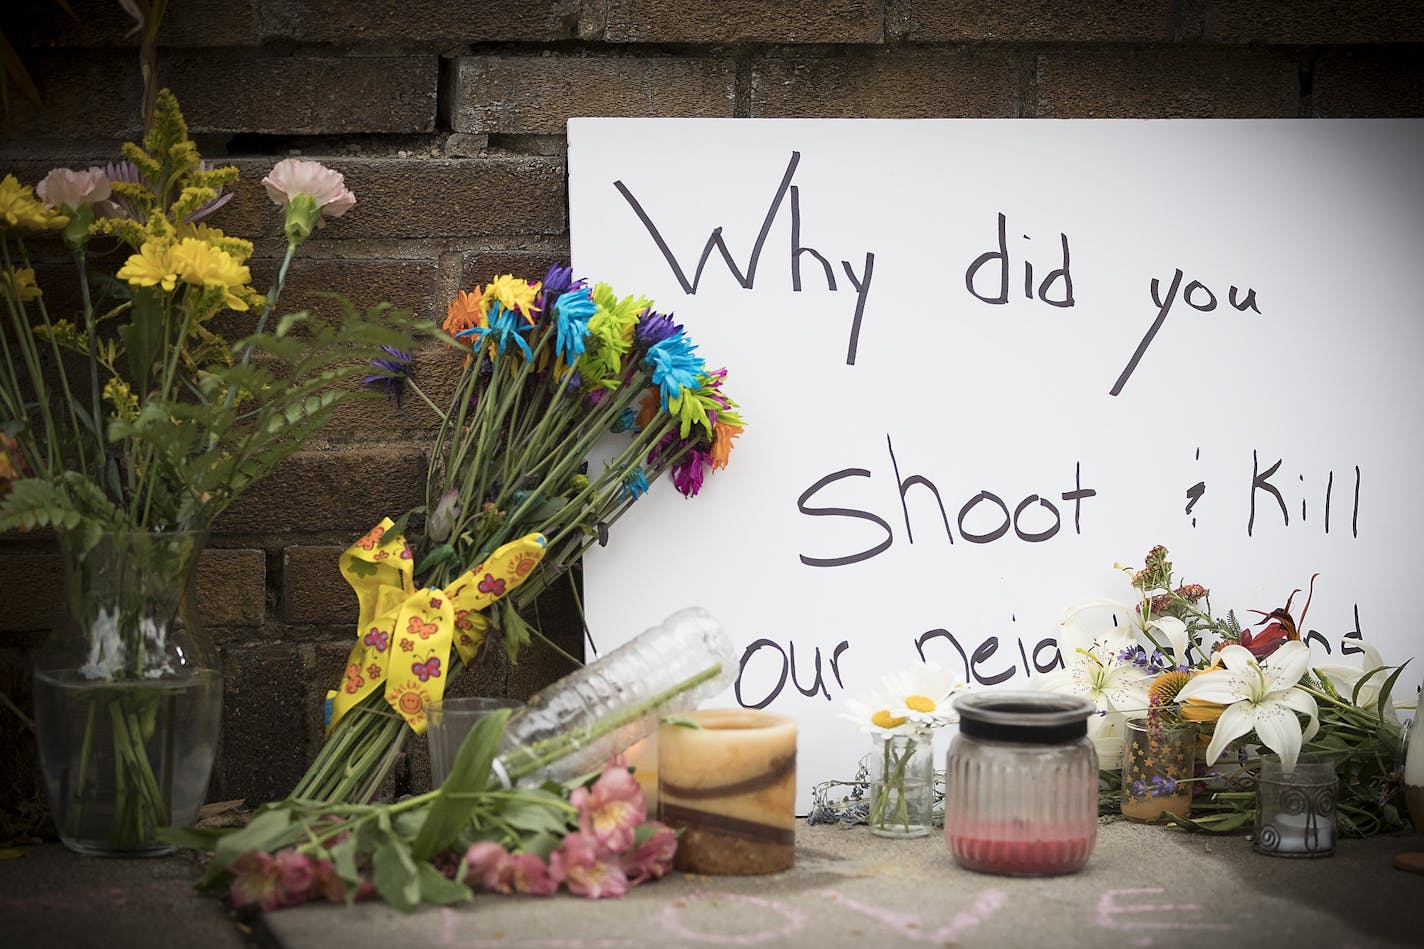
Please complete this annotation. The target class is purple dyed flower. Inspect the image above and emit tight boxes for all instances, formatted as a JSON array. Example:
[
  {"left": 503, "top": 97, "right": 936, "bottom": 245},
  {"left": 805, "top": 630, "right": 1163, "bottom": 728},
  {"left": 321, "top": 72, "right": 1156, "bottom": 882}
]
[
  {"left": 361, "top": 345, "right": 412, "bottom": 408},
  {"left": 671, "top": 447, "right": 710, "bottom": 498},
  {"left": 99, "top": 160, "right": 234, "bottom": 223},
  {"left": 634, "top": 310, "right": 681, "bottom": 353},
  {"left": 536, "top": 263, "right": 583, "bottom": 315}
]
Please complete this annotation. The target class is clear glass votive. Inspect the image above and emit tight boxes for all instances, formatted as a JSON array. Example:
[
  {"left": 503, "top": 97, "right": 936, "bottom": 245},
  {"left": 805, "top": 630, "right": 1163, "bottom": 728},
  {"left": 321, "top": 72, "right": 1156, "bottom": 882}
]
[
  {"left": 658, "top": 708, "right": 797, "bottom": 875},
  {"left": 945, "top": 692, "right": 1099, "bottom": 876},
  {"left": 1254, "top": 755, "right": 1337, "bottom": 858},
  {"left": 426, "top": 697, "right": 522, "bottom": 787}
]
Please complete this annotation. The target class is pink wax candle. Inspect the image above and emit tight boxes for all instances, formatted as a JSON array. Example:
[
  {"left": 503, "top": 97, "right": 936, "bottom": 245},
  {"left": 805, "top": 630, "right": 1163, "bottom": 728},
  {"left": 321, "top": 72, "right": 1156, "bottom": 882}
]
[{"left": 944, "top": 693, "right": 1099, "bottom": 877}]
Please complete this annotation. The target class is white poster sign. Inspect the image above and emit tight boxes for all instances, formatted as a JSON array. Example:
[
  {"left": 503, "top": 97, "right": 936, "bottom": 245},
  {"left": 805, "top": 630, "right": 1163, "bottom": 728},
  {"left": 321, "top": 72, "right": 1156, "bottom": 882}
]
[{"left": 568, "top": 118, "right": 1424, "bottom": 811}]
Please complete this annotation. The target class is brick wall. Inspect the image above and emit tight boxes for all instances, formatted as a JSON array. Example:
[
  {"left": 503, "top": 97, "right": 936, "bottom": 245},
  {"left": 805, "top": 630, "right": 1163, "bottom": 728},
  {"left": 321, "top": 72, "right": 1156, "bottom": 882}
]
[{"left": 1, "top": 0, "right": 1421, "bottom": 834}]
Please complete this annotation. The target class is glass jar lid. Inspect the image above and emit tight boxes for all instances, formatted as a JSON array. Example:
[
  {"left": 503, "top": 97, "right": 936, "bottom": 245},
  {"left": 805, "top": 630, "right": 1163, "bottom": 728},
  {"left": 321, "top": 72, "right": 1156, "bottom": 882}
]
[{"left": 954, "top": 692, "right": 1097, "bottom": 744}]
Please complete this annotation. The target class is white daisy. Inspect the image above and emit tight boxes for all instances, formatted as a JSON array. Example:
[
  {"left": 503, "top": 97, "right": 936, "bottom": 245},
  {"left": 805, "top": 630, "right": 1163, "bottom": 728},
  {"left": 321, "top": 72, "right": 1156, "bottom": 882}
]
[
  {"left": 838, "top": 685, "right": 919, "bottom": 737},
  {"left": 880, "top": 661, "right": 966, "bottom": 728}
]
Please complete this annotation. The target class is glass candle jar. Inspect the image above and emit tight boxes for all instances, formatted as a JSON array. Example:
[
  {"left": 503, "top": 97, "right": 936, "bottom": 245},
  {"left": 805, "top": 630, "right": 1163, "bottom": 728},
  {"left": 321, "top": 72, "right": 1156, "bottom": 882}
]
[
  {"left": 1254, "top": 756, "right": 1337, "bottom": 858},
  {"left": 945, "top": 692, "right": 1099, "bottom": 876}
]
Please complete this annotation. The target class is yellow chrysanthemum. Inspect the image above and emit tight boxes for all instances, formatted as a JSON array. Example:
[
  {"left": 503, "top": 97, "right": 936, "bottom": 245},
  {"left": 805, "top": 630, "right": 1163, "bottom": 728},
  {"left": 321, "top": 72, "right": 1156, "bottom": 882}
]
[
  {"left": 117, "top": 240, "right": 178, "bottom": 291},
  {"left": 0, "top": 175, "right": 67, "bottom": 233},
  {"left": 170, "top": 237, "right": 252, "bottom": 311},
  {"left": 0, "top": 267, "right": 42, "bottom": 302},
  {"left": 482, "top": 274, "right": 539, "bottom": 323}
]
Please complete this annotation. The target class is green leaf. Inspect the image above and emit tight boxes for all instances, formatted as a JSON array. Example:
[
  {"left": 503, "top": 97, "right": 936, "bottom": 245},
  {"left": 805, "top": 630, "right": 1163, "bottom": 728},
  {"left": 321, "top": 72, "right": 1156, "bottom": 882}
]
[
  {"left": 416, "top": 863, "right": 472, "bottom": 906},
  {"left": 371, "top": 834, "right": 422, "bottom": 912},
  {"left": 661, "top": 716, "right": 702, "bottom": 729},
  {"left": 497, "top": 796, "right": 572, "bottom": 837},
  {"left": 117, "top": 286, "right": 166, "bottom": 396},
  {"left": 409, "top": 708, "right": 512, "bottom": 860},
  {"left": 414, "top": 543, "right": 456, "bottom": 577},
  {"left": 1375, "top": 659, "right": 1410, "bottom": 721}
]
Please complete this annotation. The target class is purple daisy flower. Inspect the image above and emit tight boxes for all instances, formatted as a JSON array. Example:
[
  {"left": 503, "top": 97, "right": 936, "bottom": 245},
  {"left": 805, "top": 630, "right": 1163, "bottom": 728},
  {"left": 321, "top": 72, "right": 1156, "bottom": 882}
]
[
  {"left": 634, "top": 310, "right": 680, "bottom": 353},
  {"left": 671, "top": 447, "right": 711, "bottom": 498}
]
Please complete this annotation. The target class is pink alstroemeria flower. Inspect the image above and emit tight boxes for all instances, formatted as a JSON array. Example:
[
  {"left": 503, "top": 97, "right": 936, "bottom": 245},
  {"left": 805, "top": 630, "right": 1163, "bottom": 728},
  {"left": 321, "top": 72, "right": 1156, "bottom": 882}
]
[
  {"left": 570, "top": 764, "right": 646, "bottom": 853},
  {"left": 621, "top": 821, "right": 678, "bottom": 885},
  {"left": 228, "top": 851, "right": 283, "bottom": 911},
  {"left": 463, "top": 840, "right": 516, "bottom": 893},
  {"left": 549, "top": 831, "right": 628, "bottom": 899},
  {"left": 507, "top": 851, "right": 559, "bottom": 896}
]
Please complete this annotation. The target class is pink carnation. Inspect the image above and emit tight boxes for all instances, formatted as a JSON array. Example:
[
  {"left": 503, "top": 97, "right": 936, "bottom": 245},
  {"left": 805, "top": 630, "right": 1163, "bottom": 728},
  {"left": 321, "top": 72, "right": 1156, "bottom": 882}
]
[
  {"left": 36, "top": 167, "right": 110, "bottom": 209},
  {"left": 570, "top": 764, "right": 646, "bottom": 853},
  {"left": 549, "top": 832, "right": 628, "bottom": 899},
  {"left": 621, "top": 821, "right": 678, "bottom": 885},
  {"left": 261, "top": 158, "right": 356, "bottom": 220}
]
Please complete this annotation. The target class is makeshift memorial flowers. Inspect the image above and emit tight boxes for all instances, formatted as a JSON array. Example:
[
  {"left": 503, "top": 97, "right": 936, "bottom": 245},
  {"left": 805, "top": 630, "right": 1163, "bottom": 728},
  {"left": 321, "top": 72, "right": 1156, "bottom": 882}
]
[
  {"left": 0, "top": 90, "right": 409, "bottom": 855},
  {"left": 820, "top": 662, "right": 965, "bottom": 837},
  {"left": 1057, "top": 546, "right": 1411, "bottom": 836},
  {"left": 290, "top": 270, "right": 745, "bottom": 804},
  {"left": 170, "top": 709, "right": 677, "bottom": 911}
]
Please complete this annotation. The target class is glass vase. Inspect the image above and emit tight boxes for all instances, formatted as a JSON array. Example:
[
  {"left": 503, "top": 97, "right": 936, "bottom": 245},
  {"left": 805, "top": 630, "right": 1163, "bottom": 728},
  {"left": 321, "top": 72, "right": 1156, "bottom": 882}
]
[
  {"left": 868, "top": 728, "right": 934, "bottom": 838},
  {"left": 1405, "top": 689, "right": 1424, "bottom": 832},
  {"left": 32, "top": 529, "right": 223, "bottom": 856},
  {"left": 1120, "top": 716, "right": 1196, "bottom": 822}
]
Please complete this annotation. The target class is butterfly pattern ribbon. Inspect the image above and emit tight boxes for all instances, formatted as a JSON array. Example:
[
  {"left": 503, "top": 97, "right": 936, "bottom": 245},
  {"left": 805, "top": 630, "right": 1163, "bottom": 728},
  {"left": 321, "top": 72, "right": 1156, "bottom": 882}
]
[{"left": 326, "top": 518, "right": 546, "bottom": 734}]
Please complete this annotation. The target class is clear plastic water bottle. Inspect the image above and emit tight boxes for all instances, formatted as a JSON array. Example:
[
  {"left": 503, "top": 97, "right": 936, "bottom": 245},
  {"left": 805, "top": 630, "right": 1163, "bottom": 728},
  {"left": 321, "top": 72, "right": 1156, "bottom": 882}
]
[{"left": 492, "top": 607, "right": 736, "bottom": 787}]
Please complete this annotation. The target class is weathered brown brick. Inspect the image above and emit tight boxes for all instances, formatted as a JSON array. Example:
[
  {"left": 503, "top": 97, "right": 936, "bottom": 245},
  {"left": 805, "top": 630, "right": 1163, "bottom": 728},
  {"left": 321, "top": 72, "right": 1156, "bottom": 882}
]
[
  {"left": 216, "top": 447, "right": 427, "bottom": 534},
  {"left": 0, "top": 546, "right": 263, "bottom": 635},
  {"left": 0, "top": 51, "right": 142, "bottom": 140},
  {"left": 1207, "top": 0, "right": 1424, "bottom": 44},
  {"left": 446, "top": 55, "right": 736, "bottom": 136},
  {"left": 7, "top": 0, "right": 262, "bottom": 48},
  {"left": 283, "top": 546, "right": 354, "bottom": 625},
  {"left": 260, "top": 0, "right": 579, "bottom": 44},
  {"left": 1314, "top": 48, "right": 1424, "bottom": 117},
  {"left": 214, "top": 642, "right": 312, "bottom": 803},
  {"left": 751, "top": 48, "right": 1020, "bottom": 118},
  {"left": 0, "top": 554, "right": 62, "bottom": 640},
  {"left": 247, "top": 256, "right": 439, "bottom": 323},
  {"left": 600, "top": 0, "right": 881, "bottom": 43},
  {"left": 195, "top": 548, "right": 267, "bottom": 628},
  {"left": 907, "top": 0, "right": 1172, "bottom": 42},
  {"left": 223, "top": 156, "right": 567, "bottom": 240},
  {"left": 458, "top": 249, "right": 570, "bottom": 290},
  {"left": 318, "top": 343, "right": 463, "bottom": 445},
  {"left": 1036, "top": 47, "right": 1300, "bottom": 118},
  {"left": 161, "top": 51, "right": 438, "bottom": 135},
  {"left": 0, "top": 49, "right": 437, "bottom": 141}
]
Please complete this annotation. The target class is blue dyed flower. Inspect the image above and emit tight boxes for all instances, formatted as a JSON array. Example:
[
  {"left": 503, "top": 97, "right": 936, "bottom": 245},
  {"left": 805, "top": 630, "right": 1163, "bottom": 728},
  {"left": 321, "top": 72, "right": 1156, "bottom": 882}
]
[
  {"left": 553, "top": 287, "right": 597, "bottom": 365},
  {"left": 458, "top": 301, "right": 534, "bottom": 359},
  {"left": 620, "top": 467, "right": 650, "bottom": 503},
  {"left": 646, "top": 333, "right": 704, "bottom": 410},
  {"left": 611, "top": 407, "right": 638, "bottom": 434},
  {"left": 361, "top": 345, "right": 411, "bottom": 407}
]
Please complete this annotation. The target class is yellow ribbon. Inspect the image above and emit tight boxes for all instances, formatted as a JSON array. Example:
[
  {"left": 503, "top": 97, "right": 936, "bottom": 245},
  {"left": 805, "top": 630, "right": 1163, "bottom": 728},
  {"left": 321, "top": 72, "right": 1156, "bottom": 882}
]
[{"left": 325, "top": 518, "right": 546, "bottom": 735}]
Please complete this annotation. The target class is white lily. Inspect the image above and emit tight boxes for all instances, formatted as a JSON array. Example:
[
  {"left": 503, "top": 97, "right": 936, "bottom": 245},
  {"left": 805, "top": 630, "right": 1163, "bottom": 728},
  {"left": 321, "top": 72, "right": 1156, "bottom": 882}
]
[
  {"left": 1087, "top": 710, "right": 1128, "bottom": 770},
  {"left": 1033, "top": 640, "right": 1153, "bottom": 720},
  {"left": 1057, "top": 598, "right": 1140, "bottom": 654},
  {"left": 880, "top": 661, "right": 966, "bottom": 727},
  {"left": 1314, "top": 643, "right": 1400, "bottom": 722},
  {"left": 1173, "top": 640, "right": 1319, "bottom": 771}
]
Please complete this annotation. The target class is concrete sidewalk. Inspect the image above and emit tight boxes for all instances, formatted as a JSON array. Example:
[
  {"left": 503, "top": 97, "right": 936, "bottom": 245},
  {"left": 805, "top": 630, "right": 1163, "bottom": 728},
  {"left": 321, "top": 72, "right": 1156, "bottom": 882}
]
[{"left": 2, "top": 821, "right": 1420, "bottom": 948}]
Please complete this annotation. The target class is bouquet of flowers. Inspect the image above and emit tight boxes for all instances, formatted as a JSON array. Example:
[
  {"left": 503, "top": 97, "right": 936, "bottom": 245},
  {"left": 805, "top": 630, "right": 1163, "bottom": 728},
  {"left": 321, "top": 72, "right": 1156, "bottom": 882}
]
[
  {"left": 290, "top": 268, "right": 745, "bottom": 803},
  {"left": 0, "top": 89, "right": 410, "bottom": 851},
  {"left": 167, "top": 710, "right": 678, "bottom": 910},
  {"left": 1043, "top": 545, "right": 1411, "bottom": 836}
]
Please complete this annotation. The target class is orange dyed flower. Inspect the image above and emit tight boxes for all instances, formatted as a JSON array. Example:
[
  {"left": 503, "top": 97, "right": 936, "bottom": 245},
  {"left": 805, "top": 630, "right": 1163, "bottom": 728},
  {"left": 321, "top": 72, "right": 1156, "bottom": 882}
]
[
  {"left": 634, "top": 388, "right": 659, "bottom": 430},
  {"left": 709, "top": 421, "right": 742, "bottom": 470},
  {"left": 443, "top": 288, "right": 484, "bottom": 342}
]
